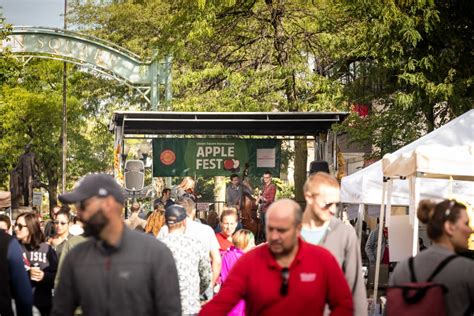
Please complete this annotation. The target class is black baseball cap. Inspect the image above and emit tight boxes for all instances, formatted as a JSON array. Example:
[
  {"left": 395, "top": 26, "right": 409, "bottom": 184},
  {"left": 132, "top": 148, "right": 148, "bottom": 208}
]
[
  {"left": 59, "top": 174, "right": 125, "bottom": 205},
  {"left": 165, "top": 205, "right": 187, "bottom": 225}
]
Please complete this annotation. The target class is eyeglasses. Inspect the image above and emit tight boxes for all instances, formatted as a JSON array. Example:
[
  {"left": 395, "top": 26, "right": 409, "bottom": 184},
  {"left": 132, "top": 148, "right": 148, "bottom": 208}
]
[
  {"left": 53, "top": 221, "right": 69, "bottom": 226},
  {"left": 15, "top": 223, "right": 27, "bottom": 230},
  {"left": 280, "top": 267, "right": 289, "bottom": 296}
]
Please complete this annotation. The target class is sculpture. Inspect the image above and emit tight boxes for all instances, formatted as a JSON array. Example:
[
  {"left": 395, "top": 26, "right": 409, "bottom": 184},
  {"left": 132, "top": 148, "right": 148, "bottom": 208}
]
[{"left": 10, "top": 144, "right": 37, "bottom": 207}]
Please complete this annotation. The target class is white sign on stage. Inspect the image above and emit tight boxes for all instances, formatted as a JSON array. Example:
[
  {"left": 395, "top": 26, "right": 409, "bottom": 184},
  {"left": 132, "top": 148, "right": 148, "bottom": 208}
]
[
  {"left": 256, "top": 148, "right": 276, "bottom": 168},
  {"left": 388, "top": 215, "right": 414, "bottom": 262}
]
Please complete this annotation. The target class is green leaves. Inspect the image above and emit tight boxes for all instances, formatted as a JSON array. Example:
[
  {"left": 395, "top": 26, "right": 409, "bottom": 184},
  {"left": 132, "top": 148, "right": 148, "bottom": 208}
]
[{"left": 0, "top": 59, "right": 114, "bottom": 198}]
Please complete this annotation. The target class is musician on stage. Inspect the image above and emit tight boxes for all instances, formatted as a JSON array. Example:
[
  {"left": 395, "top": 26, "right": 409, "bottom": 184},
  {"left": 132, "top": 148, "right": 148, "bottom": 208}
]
[
  {"left": 257, "top": 170, "right": 277, "bottom": 240},
  {"left": 226, "top": 174, "right": 252, "bottom": 210}
]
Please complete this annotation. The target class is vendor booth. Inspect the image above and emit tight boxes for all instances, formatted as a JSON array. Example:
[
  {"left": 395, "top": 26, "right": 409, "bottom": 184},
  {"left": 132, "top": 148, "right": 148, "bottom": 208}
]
[
  {"left": 341, "top": 110, "right": 474, "bottom": 302},
  {"left": 341, "top": 109, "right": 474, "bottom": 210}
]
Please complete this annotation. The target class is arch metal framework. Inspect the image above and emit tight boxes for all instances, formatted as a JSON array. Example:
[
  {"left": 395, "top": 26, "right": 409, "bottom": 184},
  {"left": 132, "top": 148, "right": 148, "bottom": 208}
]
[{"left": 1, "top": 26, "right": 171, "bottom": 109}]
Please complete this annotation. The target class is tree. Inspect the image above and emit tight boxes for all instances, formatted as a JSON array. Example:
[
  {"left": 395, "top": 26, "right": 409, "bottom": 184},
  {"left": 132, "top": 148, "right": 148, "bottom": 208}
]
[
  {"left": 335, "top": 0, "right": 473, "bottom": 157},
  {"left": 0, "top": 60, "right": 114, "bottom": 210},
  {"left": 69, "top": 0, "right": 349, "bottom": 201}
]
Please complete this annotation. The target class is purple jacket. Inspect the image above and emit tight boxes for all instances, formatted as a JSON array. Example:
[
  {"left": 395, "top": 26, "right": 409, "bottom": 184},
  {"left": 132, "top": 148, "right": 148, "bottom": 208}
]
[{"left": 221, "top": 247, "right": 245, "bottom": 316}]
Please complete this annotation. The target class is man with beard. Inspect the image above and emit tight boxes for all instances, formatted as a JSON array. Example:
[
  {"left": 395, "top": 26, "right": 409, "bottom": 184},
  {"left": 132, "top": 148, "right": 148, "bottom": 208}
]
[
  {"left": 51, "top": 174, "right": 181, "bottom": 316},
  {"left": 200, "top": 199, "right": 353, "bottom": 316}
]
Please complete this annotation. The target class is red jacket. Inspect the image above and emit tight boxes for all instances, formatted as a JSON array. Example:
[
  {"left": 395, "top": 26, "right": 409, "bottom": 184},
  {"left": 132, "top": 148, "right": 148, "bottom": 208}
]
[{"left": 200, "top": 239, "right": 353, "bottom": 316}]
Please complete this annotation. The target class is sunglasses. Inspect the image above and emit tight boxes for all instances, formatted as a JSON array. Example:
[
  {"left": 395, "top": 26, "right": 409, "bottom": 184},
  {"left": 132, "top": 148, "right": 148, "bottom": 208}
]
[
  {"left": 280, "top": 267, "right": 290, "bottom": 296},
  {"left": 444, "top": 199, "right": 459, "bottom": 219},
  {"left": 320, "top": 202, "right": 339, "bottom": 210},
  {"left": 15, "top": 223, "right": 27, "bottom": 230},
  {"left": 53, "top": 221, "right": 69, "bottom": 226},
  {"left": 75, "top": 200, "right": 86, "bottom": 211},
  {"left": 310, "top": 193, "right": 339, "bottom": 210}
]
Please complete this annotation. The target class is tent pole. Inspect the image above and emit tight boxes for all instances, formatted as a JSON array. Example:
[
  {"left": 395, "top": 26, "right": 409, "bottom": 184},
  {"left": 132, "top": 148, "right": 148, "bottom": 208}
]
[
  {"left": 412, "top": 176, "right": 420, "bottom": 256},
  {"left": 357, "top": 204, "right": 364, "bottom": 246},
  {"left": 373, "top": 178, "right": 387, "bottom": 303},
  {"left": 386, "top": 179, "right": 393, "bottom": 227}
]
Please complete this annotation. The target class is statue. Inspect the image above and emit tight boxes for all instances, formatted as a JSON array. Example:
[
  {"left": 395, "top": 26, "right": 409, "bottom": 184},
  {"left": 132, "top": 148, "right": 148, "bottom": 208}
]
[
  {"left": 9, "top": 167, "right": 22, "bottom": 209},
  {"left": 10, "top": 144, "right": 37, "bottom": 207}
]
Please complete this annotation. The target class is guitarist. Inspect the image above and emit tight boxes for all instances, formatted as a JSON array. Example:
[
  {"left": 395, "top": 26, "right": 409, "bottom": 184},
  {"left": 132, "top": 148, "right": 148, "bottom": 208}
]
[{"left": 257, "top": 170, "right": 277, "bottom": 240}]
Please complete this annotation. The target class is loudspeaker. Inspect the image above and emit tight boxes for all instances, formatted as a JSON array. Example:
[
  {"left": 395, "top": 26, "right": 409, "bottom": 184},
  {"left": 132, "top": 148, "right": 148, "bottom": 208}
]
[
  {"left": 124, "top": 160, "right": 145, "bottom": 191},
  {"left": 309, "top": 160, "right": 330, "bottom": 175}
]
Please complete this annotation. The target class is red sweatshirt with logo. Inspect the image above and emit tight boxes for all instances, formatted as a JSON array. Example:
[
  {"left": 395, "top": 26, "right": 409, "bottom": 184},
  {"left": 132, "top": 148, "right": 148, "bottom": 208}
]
[{"left": 200, "top": 239, "right": 353, "bottom": 316}]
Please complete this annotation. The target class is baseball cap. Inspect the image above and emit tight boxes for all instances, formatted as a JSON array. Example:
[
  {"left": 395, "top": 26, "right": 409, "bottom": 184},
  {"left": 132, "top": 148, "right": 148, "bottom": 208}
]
[
  {"left": 165, "top": 205, "right": 187, "bottom": 225},
  {"left": 59, "top": 174, "right": 125, "bottom": 205}
]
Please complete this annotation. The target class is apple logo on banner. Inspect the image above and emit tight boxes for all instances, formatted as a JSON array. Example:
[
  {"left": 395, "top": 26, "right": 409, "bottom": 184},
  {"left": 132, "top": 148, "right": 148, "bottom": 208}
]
[
  {"left": 224, "top": 159, "right": 240, "bottom": 172},
  {"left": 160, "top": 149, "right": 176, "bottom": 166}
]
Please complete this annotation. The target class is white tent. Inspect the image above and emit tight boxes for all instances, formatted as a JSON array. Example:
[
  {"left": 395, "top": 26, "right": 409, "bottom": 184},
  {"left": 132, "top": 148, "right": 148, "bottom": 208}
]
[
  {"left": 341, "top": 109, "right": 474, "bottom": 210},
  {"left": 368, "top": 143, "right": 474, "bottom": 302},
  {"left": 381, "top": 143, "right": 474, "bottom": 252},
  {"left": 342, "top": 110, "right": 474, "bottom": 301}
]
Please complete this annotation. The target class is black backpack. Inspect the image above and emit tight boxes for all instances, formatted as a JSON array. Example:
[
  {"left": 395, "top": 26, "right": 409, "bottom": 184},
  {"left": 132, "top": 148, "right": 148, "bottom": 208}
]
[{"left": 386, "top": 255, "right": 458, "bottom": 316}]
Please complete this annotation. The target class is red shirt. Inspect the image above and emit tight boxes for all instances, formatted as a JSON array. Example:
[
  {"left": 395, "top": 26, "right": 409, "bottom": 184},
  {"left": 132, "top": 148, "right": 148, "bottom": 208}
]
[
  {"left": 260, "top": 183, "right": 276, "bottom": 212},
  {"left": 216, "top": 232, "right": 234, "bottom": 253},
  {"left": 200, "top": 239, "right": 353, "bottom": 316}
]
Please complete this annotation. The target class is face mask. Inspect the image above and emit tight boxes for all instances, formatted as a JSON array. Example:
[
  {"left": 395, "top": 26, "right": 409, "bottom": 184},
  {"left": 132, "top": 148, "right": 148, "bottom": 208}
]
[{"left": 83, "top": 209, "right": 108, "bottom": 239}]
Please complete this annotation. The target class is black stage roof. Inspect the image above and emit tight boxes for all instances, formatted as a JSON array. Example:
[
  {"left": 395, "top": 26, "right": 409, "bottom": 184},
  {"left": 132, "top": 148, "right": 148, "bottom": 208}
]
[{"left": 110, "top": 111, "right": 349, "bottom": 136}]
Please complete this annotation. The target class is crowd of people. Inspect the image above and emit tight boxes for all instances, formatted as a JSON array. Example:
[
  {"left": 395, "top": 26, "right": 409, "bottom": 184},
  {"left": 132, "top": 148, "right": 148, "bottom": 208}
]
[{"left": 0, "top": 170, "right": 473, "bottom": 316}]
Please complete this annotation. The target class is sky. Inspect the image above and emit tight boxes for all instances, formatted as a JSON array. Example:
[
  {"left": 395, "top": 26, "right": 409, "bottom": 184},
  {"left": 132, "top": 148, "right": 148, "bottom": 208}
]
[{"left": 1, "top": 0, "right": 64, "bottom": 28}]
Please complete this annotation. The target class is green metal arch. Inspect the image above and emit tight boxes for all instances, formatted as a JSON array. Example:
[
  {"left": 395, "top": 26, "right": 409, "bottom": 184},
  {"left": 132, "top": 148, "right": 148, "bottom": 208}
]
[{"left": 1, "top": 27, "right": 171, "bottom": 109}]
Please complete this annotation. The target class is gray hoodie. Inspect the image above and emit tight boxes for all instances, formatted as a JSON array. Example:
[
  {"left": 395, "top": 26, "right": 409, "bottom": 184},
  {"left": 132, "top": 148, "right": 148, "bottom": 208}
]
[{"left": 306, "top": 217, "right": 368, "bottom": 316}]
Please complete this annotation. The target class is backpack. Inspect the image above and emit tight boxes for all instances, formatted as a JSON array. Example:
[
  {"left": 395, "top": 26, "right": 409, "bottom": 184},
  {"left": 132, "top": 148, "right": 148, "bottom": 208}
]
[
  {"left": 386, "top": 254, "right": 458, "bottom": 316},
  {"left": 145, "top": 211, "right": 165, "bottom": 237}
]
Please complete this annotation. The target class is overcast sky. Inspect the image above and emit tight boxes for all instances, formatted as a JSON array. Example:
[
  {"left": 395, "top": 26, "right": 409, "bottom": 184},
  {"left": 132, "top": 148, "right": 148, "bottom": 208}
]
[{"left": 2, "top": 0, "right": 64, "bottom": 28}]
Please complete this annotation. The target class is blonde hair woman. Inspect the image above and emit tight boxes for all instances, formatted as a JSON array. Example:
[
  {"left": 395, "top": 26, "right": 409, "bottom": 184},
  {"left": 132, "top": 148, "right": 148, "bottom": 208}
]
[
  {"left": 220, "top": 229, "right": 255, "bottom": 316},
  {"left": 172, "top": 177, "right": 197, "bottom": 201}
]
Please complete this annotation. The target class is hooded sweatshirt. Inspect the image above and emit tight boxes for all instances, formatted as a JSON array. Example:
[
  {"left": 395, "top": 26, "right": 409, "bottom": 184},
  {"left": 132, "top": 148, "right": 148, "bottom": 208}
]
[{"left": 302, "top": 217, "right": 367, "bottom": 316}]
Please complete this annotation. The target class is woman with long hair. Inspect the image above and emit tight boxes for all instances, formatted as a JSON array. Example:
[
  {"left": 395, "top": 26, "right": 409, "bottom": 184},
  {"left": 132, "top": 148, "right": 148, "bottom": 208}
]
[
  {"left": 220, "top": 229, "right": 255, "bottom": 316},
  {"left": 15, "top": 212, "right": 58, "bottom": 316},
  {"left": 49, "top": 209, "right": 71, "bottom": 259},
  {"left": 389, "top": 199, "right": 474, "bottom": 316},
  {"left": 173, "top": 177, "right": 197, "bottom": 201}
]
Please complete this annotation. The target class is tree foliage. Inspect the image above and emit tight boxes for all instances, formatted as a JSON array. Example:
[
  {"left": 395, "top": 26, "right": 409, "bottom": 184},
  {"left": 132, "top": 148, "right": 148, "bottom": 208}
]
[
  {"left": 335, "top": 0, "right": 473, "bottom": 157},
  {"left": 0, "top": 60, "right": 114, "bottom": 208}
]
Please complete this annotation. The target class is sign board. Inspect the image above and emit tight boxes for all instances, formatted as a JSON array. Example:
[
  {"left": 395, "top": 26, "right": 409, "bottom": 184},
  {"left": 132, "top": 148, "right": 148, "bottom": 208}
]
[
  {"left": 196, "top": 202, "right": 210, "bottom": 212},
  {"left": 2, "top": 32, "right": 150, "bottom": 84},
  {"left": 388, "top": 215, "right": 414, "bottom": 262},
  {"left": 152, "top": 139, "right": 281, "bottom": 177},
  {"left": 32, "top": 191, "right": 43, "bottom": 207}
]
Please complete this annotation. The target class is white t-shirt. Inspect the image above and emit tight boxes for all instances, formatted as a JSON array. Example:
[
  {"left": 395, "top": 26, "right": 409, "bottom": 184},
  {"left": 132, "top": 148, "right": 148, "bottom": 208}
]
[{"left": 157, "top": 218, "right": 219, "bottom": 253}]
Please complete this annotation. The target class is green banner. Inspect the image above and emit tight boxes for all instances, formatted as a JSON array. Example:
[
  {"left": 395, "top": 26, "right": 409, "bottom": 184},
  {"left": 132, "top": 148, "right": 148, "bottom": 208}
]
[{"left": 152, "top": 139, "right": 281, "bottom": 177}]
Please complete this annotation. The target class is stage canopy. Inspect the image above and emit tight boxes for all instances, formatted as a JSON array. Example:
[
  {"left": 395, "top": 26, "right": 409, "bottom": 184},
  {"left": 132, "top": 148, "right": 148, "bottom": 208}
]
[{"left": 110, "top": 111, "right": 349, "bottom": 136}]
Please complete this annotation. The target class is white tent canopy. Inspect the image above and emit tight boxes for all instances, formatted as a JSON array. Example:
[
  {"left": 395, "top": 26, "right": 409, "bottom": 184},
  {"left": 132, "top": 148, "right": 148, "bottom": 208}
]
[
  {"left": 382, "top": 145, "right": 474, "bottom": 180},
  {"left": 345, "top": 110, "right": 474, "bottom": 302},
  {"left": 341, "top": 110, "right": 474, "bottom": 208}
]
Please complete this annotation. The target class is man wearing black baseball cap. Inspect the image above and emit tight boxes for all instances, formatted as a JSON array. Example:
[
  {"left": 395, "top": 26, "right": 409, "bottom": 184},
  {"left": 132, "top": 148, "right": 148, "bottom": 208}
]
[
  {"left": 160, "top": 204, "right": 211, "bottom": 315},
  {"left": 52, "top": 173, "right": 181, "bottom": 316}
]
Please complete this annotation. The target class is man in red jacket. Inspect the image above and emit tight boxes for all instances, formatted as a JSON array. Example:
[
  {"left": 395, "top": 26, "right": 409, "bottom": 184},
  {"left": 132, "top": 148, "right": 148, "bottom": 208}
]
[{"left": 200, "top": 199, "right": 353, "bottom": 316}]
